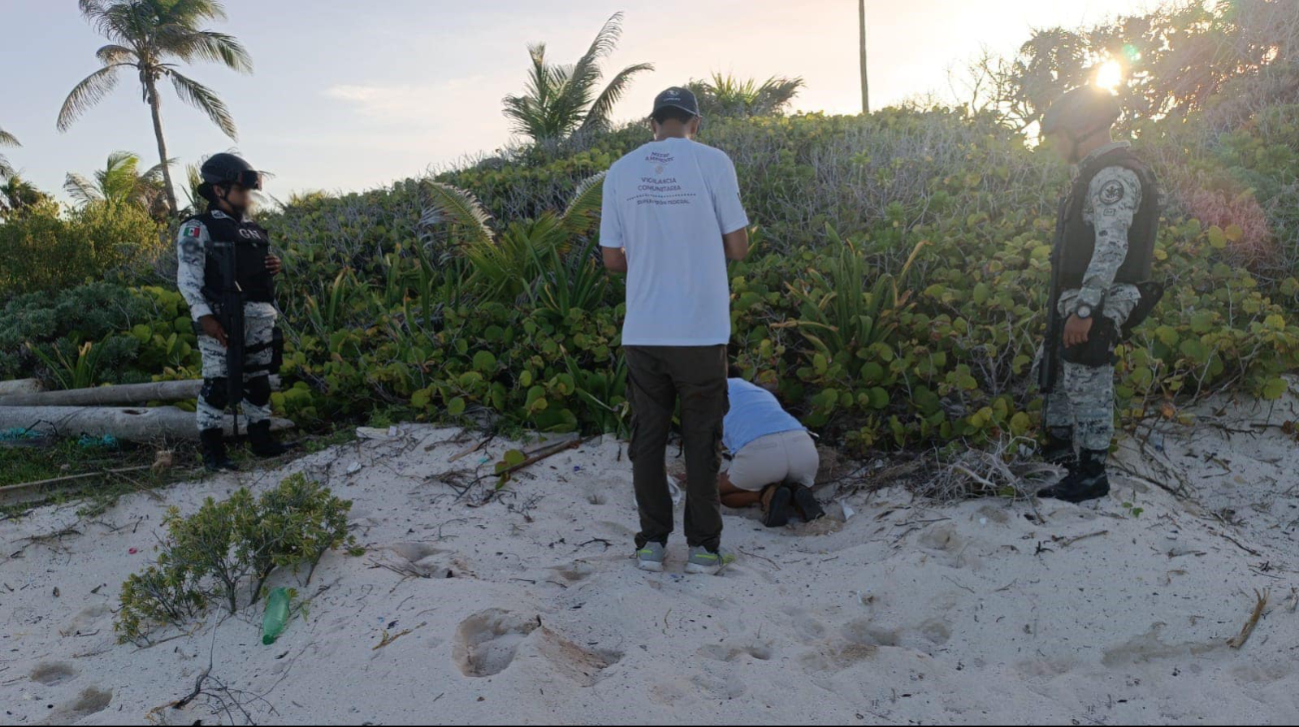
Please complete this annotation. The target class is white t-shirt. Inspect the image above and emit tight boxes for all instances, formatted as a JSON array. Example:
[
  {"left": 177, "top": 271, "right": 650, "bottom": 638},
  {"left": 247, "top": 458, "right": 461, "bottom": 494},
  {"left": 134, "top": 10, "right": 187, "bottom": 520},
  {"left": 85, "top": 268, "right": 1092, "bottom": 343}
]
[{"left": 600, "top": 137, "right": 749, "bottom": 346}]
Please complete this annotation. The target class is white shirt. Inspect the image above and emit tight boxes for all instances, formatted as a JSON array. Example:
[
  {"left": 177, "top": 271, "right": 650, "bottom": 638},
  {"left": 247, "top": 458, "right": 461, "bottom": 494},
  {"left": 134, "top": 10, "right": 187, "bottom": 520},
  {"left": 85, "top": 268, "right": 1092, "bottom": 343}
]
[{"left": 600, "top": 137, "right": 749, "bottom": 346}]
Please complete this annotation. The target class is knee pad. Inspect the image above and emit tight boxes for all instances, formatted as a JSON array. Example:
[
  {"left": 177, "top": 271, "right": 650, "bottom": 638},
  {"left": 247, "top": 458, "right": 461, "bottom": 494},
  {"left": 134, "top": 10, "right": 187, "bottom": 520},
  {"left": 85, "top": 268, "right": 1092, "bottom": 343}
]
[
  {"left": 1062, "top": 318, "right": 1118, "bottom": 368},
  {"left": 244, "top": 376, "right": 272, "bottom": 408},
  {"left": 200, "top": 378, "right": 230, "bottom": 409}
]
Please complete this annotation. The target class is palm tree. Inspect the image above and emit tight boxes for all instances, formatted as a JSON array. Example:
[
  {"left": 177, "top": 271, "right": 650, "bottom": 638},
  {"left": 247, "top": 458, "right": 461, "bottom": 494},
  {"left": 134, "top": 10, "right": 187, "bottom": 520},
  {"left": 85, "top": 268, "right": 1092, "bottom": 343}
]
[
  {"left": 0, "top": 176, "right": 51, "bottom": 220},
  {"left": 687, "top": 74, "right": 805, "bottom": 118},
  {"left": 0, "top": 125, "right": 18, "bottom": 180},
  {"left": 502, "top": 12, "right": 653, "bottom": 142},
  {"left": 859, "top": 0, "right": 870, "bottom": 113},
  {"left": 58, "top": 0, "right": 253, "bottom": 216},
  {"left": 64, "top": 151, "right": 170, "bottom": 214}
]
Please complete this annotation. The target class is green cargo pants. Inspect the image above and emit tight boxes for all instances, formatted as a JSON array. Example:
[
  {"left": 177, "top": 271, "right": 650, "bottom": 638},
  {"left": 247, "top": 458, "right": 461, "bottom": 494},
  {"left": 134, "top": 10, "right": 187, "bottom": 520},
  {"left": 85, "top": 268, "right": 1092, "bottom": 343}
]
[{"left": 624, "top": 345, "right": 729, "bottom": 553}]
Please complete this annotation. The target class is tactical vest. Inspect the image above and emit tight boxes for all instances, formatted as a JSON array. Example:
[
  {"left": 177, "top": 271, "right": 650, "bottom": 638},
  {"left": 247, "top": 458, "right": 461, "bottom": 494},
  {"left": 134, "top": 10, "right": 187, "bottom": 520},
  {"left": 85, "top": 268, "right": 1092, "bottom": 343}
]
[
  {"left": 188, "top": 211, "right": 276, "bottom": 304},
  {"left": 1053, "top": 146, "right": 1159, "bottom": 290}
]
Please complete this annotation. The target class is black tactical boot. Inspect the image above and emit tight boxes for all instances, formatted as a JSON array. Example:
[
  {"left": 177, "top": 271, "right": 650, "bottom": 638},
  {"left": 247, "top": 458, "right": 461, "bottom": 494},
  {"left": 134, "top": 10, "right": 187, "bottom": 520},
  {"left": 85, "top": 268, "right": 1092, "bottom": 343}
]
[
  {"left": 200, "top": 428, "right": 237, "bottom": 472},
  {"left": 247, "top": 420, "right": 294, "bottom": 458},
  {"left": 1038, "top": 448, "right": 1110, "bottom": 504},
  {"left": 1042, "top": 427, "right": 1077, "bottom": 469},
  {"left": 760, "top": 484, "right": 796, "bottom": 528},
  {"left": 790, "top": 485, "right": 826, "bottom": 522}
]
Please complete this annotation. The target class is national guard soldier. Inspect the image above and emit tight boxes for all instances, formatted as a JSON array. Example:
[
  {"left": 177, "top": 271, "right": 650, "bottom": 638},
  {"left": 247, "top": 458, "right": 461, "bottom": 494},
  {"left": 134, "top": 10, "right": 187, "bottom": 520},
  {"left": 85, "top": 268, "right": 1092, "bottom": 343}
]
[
  {"left": 1036, "top": 86, "right": 1162, "bottom": 503},
  {"left": 176, "top": 153, "right": 292, "bottom": 471}
]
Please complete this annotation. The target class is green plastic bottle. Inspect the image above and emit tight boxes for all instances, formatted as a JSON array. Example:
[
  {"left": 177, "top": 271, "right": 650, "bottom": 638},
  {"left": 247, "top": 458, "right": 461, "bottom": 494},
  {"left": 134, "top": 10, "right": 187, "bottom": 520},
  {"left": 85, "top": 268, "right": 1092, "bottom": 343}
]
[{"left": 262, "top": 588, "right": 290, "bottom": 645}]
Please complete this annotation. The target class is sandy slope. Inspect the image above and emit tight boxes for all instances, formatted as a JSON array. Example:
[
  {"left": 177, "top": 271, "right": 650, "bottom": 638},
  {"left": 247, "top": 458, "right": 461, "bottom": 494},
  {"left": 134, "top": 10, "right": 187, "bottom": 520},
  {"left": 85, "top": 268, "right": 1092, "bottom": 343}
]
[{"left": 1, "top": 392, "right": 1297, "bottom": 726}]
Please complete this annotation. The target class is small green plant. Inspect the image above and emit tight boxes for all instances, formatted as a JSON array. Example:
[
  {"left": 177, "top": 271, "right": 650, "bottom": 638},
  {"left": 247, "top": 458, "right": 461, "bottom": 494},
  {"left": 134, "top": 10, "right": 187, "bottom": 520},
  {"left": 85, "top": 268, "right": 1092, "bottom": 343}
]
[
  {"left": 115, "top": 474, "right": 360, "bottom": 644},
  {"left": 26, "top": 338, "right": 110, "bottom": 390},
  {"left": 1121, "top": 499, "right": 1145, "bottom": 519}
]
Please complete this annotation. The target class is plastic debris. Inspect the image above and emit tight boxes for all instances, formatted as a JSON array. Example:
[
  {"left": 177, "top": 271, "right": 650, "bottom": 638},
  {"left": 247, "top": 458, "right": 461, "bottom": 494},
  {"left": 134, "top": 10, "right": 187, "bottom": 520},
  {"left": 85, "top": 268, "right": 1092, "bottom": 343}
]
[
  {"left": 77, "top": 434, "right": 120, "bottom": 450},
  {"left": 262, "top": 588, "right": 291, "bottom": 645},
  {"left": 0, "top": 427, "right": 40, "bottom": 442}
]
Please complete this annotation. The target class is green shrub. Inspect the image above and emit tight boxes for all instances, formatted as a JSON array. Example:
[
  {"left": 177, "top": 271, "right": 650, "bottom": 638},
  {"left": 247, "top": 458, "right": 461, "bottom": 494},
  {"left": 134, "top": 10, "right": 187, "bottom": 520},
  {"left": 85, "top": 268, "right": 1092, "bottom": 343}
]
[
  {"left": 0, "top": 283, "right": 199, "bottom": 385},
  {"left": 115, "top": 475, "right": 358, "bottom": 644},
  {"left": 0, "top": 201, "right": 165, "bottom": 297}
]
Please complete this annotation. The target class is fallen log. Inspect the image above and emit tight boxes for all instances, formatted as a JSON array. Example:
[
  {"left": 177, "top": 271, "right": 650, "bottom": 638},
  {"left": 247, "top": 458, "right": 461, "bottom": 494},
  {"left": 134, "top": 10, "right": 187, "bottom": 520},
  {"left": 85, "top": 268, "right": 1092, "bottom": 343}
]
[
  {"left": 0, "top": 378, "right": 44, "bottom": 396},
  {"left": 0, "top": 377, "right": 282, "bottom": 407},
  {"left": 0, "top": 406, "right": 294, "bottom": 442}
]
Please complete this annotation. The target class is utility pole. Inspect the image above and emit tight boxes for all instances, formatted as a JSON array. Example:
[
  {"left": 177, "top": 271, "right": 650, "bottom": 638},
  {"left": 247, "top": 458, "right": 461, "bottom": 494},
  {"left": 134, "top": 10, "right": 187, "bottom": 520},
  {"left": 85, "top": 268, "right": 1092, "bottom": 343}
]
[{"left": 859, "top": 0, "right": 870, "bottom": 114}]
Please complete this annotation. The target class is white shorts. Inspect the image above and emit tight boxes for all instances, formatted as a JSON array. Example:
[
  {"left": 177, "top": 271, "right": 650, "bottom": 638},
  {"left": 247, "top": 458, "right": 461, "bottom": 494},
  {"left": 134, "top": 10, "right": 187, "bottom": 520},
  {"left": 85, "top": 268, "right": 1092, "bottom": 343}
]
[{"left": 727, "top": 430, "right": 819, "bottom": 492}]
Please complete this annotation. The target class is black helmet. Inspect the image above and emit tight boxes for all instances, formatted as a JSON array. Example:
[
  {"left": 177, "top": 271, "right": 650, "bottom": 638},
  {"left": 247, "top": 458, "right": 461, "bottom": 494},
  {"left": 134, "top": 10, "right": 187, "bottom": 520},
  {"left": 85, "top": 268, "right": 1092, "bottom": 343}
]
[
  {"left": 1040, "top": 86, "right": 1121, "bottom": 139},
  {"left": 200, "top": 153, "right": 263, "bottom": 190}
]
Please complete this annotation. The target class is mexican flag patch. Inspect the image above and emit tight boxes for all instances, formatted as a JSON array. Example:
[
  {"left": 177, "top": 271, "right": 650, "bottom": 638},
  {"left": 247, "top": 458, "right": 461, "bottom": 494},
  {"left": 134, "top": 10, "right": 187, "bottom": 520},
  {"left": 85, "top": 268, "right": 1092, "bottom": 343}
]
[{"left": 185, "top": 225, "right": 201, "bottom": 238}]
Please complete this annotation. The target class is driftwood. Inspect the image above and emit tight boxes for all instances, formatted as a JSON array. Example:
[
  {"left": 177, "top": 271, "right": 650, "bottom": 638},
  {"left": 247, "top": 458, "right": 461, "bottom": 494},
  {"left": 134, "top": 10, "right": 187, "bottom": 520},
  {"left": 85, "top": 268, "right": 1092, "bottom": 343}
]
[
  {"left": 0, "top": 377, "right": 281, "bottom": 407},
  {"left": 0, "top": 405, "right": 294, "bottom": 442},
  {"left": 0, "top": 378, "right": 44, "bottom": 396}
]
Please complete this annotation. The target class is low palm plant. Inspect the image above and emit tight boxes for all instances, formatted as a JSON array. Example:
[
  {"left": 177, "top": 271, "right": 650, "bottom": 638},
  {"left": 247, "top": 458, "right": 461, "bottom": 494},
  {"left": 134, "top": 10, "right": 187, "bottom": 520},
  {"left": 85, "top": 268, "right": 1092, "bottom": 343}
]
[
  {"left": 688, "top": 73, "right": 805, "bottom": 118},
  {"left": 784, "top": 226, "right": 927, "bottom": 358},
  {"left": 420, "top": 171, "right": 610, "bottom": 307},
  {"left": 64, "top": 151, "right": 171, "bottom": 215}
]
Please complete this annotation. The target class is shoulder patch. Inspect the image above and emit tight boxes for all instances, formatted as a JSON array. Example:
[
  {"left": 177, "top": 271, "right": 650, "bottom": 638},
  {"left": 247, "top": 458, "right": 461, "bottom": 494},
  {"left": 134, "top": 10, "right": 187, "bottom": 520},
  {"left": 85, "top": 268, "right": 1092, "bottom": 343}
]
[
  {"left": 1098, "top": 179, "right": 1126, "bottom": 205},
  {"left": 184, "top": 224, "right": 202, "bottom": 238}
]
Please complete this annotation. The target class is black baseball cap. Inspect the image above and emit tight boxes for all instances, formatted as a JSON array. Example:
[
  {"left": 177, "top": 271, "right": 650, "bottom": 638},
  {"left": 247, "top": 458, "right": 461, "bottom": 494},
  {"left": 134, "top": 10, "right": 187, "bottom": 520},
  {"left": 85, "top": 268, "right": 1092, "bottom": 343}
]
[{"left": 652, "top": 87, "right": 700, "bottom": 117}]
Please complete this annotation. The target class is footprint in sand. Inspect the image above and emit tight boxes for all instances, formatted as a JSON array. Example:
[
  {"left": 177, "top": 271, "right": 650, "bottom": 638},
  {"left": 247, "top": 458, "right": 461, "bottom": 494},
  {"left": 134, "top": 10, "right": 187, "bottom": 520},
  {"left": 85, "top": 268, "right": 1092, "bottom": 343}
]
[
  {"left": 551, "top": 560, "right": 595, "bottom": 583},
  {"left": 452, "top": 609, "right": 620, "bottom": 685},
  {"left": 386, "top": 542, "right": 457, "bottom": 579},
  {"left": 453, "top": 609, "right": 539, "bottom": 678},
  {"left": 40, "top": 687, "right": 112, "bottom": 725},
  {"left": 30, "top": 662, "right": 77, "bottom": 686},
  {"left": 533, "top": 628, "right": 621, "bottom": 687},
  {"left": 697, "top": 641, "right": 775, "bottom": 663}
]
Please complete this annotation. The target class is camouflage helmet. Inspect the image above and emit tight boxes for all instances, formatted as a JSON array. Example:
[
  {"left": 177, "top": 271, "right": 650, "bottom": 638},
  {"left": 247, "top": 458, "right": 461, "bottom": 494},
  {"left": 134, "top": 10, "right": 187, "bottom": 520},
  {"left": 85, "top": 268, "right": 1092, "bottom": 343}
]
[{"left": 1040, "top": 86, "right": 1121, "bottom": 139}]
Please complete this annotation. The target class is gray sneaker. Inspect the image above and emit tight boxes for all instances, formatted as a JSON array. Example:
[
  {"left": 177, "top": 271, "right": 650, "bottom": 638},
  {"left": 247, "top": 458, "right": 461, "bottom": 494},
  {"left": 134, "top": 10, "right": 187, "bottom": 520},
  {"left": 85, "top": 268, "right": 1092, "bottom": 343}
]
[
  {"left": 636, "top": 542, "right": 666, "bottom": 572},
  {"left": 685, "top": 547, "right": 736, "bottom": 576}
]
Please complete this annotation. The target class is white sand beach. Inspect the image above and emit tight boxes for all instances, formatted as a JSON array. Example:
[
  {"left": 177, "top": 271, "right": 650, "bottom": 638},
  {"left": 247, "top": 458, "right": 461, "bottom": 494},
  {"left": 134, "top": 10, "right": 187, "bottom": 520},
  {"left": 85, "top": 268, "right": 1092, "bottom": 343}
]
[{"left": 2, "top": 391, "right": 1297, "bottom": 726}]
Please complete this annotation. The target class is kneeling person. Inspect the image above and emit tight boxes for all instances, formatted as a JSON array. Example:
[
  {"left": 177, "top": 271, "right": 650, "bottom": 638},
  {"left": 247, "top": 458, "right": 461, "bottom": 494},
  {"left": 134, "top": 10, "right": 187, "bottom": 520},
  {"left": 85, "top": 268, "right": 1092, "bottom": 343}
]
[
  {"left": 721, "top": 378, "right": 825, "bottom": 527},
  {"left": 177, "top": 153, "right": 291, "bottom": 471}
]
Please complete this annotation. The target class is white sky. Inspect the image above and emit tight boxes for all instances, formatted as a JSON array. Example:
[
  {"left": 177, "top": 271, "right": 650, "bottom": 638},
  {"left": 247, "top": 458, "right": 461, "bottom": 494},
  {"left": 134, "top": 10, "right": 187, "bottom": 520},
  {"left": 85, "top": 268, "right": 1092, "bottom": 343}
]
[{"left": 0, "top": 0, "right": 1155, "bottom": 201}]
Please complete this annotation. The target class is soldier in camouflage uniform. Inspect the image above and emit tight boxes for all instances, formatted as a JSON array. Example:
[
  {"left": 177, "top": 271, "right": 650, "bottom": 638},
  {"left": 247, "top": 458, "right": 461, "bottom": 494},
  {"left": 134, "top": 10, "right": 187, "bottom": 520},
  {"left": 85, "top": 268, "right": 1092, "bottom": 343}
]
[
  {"left": 1035, "top": 87, "right": 1161, "bottom": 503},
  {"left": 177, "top": 154, "right": 292, "bottom": 471}
]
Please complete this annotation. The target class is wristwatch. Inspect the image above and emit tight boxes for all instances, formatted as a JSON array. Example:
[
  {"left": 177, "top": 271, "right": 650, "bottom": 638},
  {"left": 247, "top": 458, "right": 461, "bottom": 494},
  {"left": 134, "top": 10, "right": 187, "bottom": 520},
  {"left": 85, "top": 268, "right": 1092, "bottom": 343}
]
[{"left": 1075, "top": 304, "right": 1093, "bottom": 320}]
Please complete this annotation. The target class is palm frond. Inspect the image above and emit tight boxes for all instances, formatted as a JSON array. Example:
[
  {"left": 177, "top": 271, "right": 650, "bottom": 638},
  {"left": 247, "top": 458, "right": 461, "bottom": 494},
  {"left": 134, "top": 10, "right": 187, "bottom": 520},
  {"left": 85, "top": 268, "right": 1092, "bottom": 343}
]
[
  {"left": 95, "top": 43, "right": 136, "bottom": 65},
  {"left": 0, "top": 127, "right": 18, "bottom": 147},
  {"left": 164, "top": 29, "right": 253, "bottom": 72},
  {"left": 168, "top": 70, "right": 238, "bottom": 139},
  {"left": 0, "top": 157, "right": 14, "bottom": 181},
  {"left": 140, "top": 157, "right": 177, "bottom": 183},
  {"left": 578, "top": 62, "right": 654, "bottom": 134},
  {"left": 420, "top": 181, "right": 495, "bottom": 248},
  {"left": 64, "top": 172, "right": 104, "bottom": 205},
  {"left": 569, "top": 12, "right": 625, "bottom": 88},
  {"left": 57, "top": 65, "right": 126, "bottom": 131},
  {"left": 560, "top": 171, "right": 607, "bottom": 236}
]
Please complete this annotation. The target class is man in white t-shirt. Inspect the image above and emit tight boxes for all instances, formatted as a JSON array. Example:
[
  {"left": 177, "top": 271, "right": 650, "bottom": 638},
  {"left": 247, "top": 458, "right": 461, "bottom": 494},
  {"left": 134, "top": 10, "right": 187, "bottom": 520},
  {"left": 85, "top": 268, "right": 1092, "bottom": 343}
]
[{"left": 601, "top": 87, "right": 751, "bottom": 576}]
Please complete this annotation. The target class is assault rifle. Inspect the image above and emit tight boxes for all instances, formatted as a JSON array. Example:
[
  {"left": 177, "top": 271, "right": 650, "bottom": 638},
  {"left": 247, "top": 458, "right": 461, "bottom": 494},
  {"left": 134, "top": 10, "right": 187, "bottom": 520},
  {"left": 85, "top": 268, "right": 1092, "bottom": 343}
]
[{"left": 209, "top": 238, "right": 246, "bottom": 437}]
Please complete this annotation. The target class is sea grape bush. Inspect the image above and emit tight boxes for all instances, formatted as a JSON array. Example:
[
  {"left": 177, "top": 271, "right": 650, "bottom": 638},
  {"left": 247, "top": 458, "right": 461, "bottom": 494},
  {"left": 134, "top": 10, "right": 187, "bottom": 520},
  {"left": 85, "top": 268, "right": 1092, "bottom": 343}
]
[{"left": 5, "top": 109, "right": 1298, "bottom": 452}]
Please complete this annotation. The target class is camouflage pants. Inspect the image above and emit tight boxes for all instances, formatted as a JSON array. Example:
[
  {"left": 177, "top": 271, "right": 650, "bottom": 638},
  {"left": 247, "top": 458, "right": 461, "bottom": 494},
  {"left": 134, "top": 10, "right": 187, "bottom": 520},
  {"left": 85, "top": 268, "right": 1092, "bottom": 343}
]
[
  {"left": 196, "top": 313, "right": 277, "bottom": 433},
  {"left": 1042, "top": 287, "right": 1139, "bottom": 452}
]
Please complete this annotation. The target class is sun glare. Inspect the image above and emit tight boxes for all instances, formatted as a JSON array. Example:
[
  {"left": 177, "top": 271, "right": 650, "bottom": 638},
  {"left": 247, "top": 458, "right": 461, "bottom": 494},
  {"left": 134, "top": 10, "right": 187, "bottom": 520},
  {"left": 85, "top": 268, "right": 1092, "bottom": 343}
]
[{"left": 1095, "top": 60, "right": 1124, "bottom": 92}]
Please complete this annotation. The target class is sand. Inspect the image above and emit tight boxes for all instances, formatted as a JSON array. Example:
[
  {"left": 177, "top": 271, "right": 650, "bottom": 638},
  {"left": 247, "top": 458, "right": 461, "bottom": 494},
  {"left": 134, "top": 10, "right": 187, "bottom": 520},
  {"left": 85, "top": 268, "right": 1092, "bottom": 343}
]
[{"left": 1, "top": 388, "right": 1297, "bottom": 725}]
